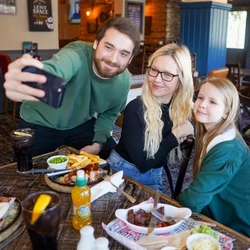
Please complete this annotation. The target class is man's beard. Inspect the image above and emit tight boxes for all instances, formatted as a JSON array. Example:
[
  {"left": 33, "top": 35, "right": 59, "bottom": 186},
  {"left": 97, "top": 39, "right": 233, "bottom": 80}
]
[{"left": 93, "top": 53, "right": 127, "bottom": 78}]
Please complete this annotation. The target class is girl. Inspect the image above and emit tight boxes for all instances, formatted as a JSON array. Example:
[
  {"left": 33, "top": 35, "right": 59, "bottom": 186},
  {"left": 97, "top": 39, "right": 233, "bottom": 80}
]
[
  {"left": 107, "top": 43, "right": 194, "bottom": 191},
  {"left": 178, "top": 78, "right": 250, "bottom": 236}
]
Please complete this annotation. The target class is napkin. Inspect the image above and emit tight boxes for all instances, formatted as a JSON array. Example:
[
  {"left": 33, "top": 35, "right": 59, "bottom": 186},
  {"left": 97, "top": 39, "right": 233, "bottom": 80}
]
[{"left": 91, "top": 171, "right": 124, "bottom": 202}]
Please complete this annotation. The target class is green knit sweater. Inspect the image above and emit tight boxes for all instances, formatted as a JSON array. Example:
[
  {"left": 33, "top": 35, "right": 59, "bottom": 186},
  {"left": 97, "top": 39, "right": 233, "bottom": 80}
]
[
  {"left": 20, "top": 41, "right": 131, "bottom": 142},
  {"left": 178, "top": 135, "right": 250, "bottom": 236}
]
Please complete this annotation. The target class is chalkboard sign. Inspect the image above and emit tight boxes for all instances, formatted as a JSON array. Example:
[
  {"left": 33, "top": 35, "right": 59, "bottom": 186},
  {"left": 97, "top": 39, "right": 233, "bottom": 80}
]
[
  {"left": 27, "top": 0, "right": 53, "bottom": 32},
  {"left": 125, "top": 1, "right": 144, "bottom": 34}
]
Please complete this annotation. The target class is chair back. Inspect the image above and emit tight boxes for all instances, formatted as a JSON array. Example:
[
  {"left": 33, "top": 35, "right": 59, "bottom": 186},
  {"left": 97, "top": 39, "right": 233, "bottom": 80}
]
[
  {"left": 163, "top": 134, "right": 195, "bottom": 199},
  {"left": 0, "top": 53, "right": 12, "bottom": 80},
  {"left": 127, "top": 45, "right": 146, "bottom": 75},
  {"left": 239, "top": 93, "right": 250, "bottom": 117},
  {"left": 238, "top": 93, "right": 250, "bottom": 146},
  {"left": 208, "top": 67, "right": 229, "bottom": 78},
  {"left": 226, "top": 63, "right": 241, "bottom": 90}
]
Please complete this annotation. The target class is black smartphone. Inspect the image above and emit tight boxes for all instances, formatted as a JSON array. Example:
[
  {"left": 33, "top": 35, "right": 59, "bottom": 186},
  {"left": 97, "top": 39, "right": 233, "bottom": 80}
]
[{"left": 22, "top": 66, "right": 67, "bottom": 109}]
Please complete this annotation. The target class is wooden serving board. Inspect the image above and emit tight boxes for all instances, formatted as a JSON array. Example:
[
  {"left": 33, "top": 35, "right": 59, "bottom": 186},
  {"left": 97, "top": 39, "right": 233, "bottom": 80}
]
[
  {"left": 44, "top": 175, "right": 73, "bottom": 193},
  {"left": 0, "top": 200, "right": 23, "bottom": 243}
]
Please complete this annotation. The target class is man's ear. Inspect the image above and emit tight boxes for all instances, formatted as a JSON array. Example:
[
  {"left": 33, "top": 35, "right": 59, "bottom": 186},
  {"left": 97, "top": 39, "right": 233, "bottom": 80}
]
[{"left": 93, "top": 40, "right": 98, "bottom": 50}]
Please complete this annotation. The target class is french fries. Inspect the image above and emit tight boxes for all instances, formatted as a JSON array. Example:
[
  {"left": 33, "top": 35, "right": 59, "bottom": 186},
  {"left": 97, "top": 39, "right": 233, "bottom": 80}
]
[{"left": 66, "top": 151, "right": 104, "bottom": 169}]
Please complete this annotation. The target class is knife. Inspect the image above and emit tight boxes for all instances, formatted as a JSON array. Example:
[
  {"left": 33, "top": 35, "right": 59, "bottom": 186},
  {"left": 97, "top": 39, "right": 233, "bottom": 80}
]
[
  {"left": 147, "top": 190, "right": 160, "bottom": 234},
  {"left": 29, "top": 168, "right": 71, "bottom": 175},
  {"left": 0, "top": 224, "right": 25, "bottom": 249}
]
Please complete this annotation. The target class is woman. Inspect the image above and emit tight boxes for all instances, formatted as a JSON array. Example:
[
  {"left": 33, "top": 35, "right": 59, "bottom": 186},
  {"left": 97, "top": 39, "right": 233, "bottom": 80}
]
[
  {"left": 178, "top": 78, "right": 250, "bottom": 236},
  {"left": 107, "top": 43, "right": 194, "bottom": 191}
]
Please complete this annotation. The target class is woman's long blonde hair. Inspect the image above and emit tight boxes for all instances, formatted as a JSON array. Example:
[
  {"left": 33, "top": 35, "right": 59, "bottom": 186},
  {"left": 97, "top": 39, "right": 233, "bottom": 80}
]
[
  {"left": 193, "top": 78, "right": 241, "bottom": 178},
  {"left": 142, "top": 43, "right": 194, "bottom": 159}
]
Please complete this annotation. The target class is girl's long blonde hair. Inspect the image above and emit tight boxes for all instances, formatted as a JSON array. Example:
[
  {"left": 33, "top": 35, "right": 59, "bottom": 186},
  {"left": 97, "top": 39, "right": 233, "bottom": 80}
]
[
  {"left": 142, "top": 43, "right": 194, "bottom": 158},
  {"left": 193, "top": 78, "right": 241, "bottom": 178}
]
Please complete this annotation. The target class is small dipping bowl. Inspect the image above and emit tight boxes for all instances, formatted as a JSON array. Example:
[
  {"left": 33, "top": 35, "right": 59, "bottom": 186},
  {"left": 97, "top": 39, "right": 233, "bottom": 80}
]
[
  {"left": 186, "top": 233, "right": 221, "bottom": 250},
  {"left": 47, "top": 155, "right": 69, "bottom": 170}
]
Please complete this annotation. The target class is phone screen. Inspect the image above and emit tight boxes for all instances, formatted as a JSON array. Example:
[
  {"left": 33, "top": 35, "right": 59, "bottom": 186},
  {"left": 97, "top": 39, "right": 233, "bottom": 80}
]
[{"left": 22, "top": 66, "right": 67, "bottom": 109}]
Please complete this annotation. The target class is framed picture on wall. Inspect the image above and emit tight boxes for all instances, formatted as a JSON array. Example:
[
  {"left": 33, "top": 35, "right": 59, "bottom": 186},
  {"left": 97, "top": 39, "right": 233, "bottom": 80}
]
[
  {"left": 27, "top": 0, "right": 53, "bottom": 31},
  {"left": 0, "top": 0, "right": 16, "bottom": 15},
  {"left": 68, "top": 0, "right": 80, "bottom": 24}
]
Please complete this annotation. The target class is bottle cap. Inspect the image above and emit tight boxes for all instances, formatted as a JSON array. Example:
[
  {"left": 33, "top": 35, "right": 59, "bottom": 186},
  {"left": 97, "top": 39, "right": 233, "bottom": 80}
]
[
  {"left": 95, "top": 237, "right": 109, "bottom": 248},
  {"left": 80, "top": 225, "right": 94, "bottom": 236},
  {"left": 76, "top": 170, "right": 87, "bottom": 186}
]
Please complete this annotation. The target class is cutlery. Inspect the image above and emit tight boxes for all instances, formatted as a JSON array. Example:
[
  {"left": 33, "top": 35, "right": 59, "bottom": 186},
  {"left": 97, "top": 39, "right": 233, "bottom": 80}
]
[
  {"left": 0, "top": 224, "right": 25, "bottom": 249},
  {"left": 102, "top": 174, "right": 136, "bottom": 203},
  {"left": 147, "top": 190, "right": 160, "bottom": 234},
  {"left": 151, "top": 209, "right": 217, "bottom": 227},
  {"left": 29, "top": 168, "right": 72, "bottom": 175}
]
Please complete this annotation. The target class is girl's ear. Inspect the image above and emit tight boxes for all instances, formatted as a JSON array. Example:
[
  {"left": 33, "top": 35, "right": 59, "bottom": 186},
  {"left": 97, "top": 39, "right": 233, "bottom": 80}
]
[{"left": 223, "top": 112, "right": 229, "bottom": 119}]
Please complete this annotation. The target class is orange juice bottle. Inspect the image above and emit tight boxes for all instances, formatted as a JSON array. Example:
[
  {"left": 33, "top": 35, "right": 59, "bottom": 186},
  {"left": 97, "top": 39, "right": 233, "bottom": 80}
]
[{"left": 71, "top": 170, "right": 92, "bottom": 230}]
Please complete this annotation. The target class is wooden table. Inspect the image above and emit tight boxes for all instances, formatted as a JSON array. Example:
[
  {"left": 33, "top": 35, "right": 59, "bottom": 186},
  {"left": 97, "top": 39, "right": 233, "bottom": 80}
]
[
  {"left": 1, "top": 147, "right": 250, "bottom": 250},
  {"left": 241, "top": 68, "right": 250, "bottom": 77}
]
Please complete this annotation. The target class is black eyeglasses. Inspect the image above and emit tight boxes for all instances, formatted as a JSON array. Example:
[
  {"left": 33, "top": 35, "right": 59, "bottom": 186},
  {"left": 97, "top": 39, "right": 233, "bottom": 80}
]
[{"left": 147, "top": 66, "right": 178, "bottom": 82}]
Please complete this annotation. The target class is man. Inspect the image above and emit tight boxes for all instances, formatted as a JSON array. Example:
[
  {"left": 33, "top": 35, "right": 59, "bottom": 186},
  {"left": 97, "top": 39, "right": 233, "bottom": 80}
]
[{"left": 4, "top": 17, "right": 140, "bottom": 158}]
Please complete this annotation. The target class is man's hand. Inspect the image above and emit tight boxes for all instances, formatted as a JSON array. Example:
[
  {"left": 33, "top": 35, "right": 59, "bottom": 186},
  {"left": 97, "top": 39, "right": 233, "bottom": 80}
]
[
  {"left": 4, "top": 54, "right": 46, "bottom": 102},
  {"left": 80, "top": 143, "right": 101, "bottom": 155}
]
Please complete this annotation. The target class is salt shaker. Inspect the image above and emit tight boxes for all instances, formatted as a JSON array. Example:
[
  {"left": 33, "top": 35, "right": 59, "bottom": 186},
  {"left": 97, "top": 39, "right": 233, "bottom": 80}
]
[
  {"left": 95, "top": 237, "right": 110, "bottom": 250},
  {"left": 77, "top": 225, "right": 95, "bottom": 250}
]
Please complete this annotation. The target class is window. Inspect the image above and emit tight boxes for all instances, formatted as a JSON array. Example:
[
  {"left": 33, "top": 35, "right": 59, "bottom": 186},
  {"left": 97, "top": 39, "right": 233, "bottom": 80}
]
[{"left": 226, "top": 11, "right": 247, "bottom": 49}]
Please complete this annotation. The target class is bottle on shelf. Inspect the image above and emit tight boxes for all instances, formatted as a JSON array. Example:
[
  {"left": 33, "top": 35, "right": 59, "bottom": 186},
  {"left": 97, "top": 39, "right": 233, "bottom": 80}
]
[
  {"left": 71, "top": 170, "right": 92, "bottom": 230},
  {"left": 95, "top": 237, "right": 110, "bottom": 250},
  {"left": 77, "top": 225, "right": 95, "bottom": 250}
]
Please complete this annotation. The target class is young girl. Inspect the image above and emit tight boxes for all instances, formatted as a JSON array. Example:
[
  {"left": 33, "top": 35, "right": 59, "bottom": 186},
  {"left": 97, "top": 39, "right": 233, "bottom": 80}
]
[
  {"left": 178, "top": 78, "right": 250, "bottom": 236},
  {"left": 107, "top": 43, "right": 194, "bottom": 191}
]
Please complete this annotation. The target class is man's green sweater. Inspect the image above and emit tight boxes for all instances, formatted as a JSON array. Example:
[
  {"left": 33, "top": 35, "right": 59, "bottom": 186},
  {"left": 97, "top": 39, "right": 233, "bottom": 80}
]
[{"left": 20, "top": 41, "right": 131, "bottom": 142}]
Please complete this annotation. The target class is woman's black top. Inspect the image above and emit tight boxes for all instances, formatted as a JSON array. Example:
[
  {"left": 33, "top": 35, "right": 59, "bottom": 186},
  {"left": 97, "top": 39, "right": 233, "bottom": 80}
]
[{"left": 115, "top": 98, "right": 178, "bottom": 173}]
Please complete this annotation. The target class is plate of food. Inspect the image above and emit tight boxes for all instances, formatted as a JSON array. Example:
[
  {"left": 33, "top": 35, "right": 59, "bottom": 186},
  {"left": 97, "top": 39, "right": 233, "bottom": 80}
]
[
  {"left": 47, "top": 151, "right": 109, "bottom": 186},
  {"left": 0, "top": 195, "right": 22, "bottom": 242},
  {"left": 49, "top": 163, "right": 109, "bottom": 186},
  {"left": 115, "top": 203, "right": 192, "bottom": 234}
]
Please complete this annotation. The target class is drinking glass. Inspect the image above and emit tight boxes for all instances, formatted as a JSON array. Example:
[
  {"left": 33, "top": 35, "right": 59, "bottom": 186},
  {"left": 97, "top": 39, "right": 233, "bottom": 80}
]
[
  {"left": 11, "top": 128, "right": 34, "bottom": 173},
  {"left": 22, "top": 191, "right": 61, "bottom": 250}
]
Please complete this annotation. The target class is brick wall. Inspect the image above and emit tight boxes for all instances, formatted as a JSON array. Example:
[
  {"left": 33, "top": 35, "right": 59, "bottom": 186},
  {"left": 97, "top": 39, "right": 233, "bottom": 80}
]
[{"left": 79, "top": 0, "right": 181, "bottom": 46}]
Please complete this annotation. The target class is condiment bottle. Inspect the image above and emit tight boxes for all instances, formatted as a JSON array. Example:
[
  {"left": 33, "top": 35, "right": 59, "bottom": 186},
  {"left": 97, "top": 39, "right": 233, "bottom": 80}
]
[
  {"left": 77, "top": 225, "right": 95, "bottom": 250},
  {"left": 71, "top": 170, "right": 92, "bottom": 230},
  {"left": 94, "top": 237, "right": 110, "bottom": 250}
]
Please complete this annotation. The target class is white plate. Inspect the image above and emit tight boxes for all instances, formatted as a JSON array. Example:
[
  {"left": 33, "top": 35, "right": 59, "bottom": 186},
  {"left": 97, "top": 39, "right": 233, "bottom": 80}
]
[{"left": 115, "top": 203, "right": 192, "bottom": 234}]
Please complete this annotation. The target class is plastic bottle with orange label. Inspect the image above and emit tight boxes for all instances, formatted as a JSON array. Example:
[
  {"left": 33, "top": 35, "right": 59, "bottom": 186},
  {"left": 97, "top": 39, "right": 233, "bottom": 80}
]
[{"left": 71, "top": 170, "right": 92, "bottom": 230}]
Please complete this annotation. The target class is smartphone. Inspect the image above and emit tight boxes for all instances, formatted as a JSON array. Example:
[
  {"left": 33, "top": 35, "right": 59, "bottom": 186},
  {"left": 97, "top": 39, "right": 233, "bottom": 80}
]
[{"left": 22, "top": 66, "right": 67, "bottom": 109}]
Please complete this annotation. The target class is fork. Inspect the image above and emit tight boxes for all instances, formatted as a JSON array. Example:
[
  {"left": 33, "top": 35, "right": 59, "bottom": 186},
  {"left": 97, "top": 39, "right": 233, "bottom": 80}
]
[
  {"left": 102, "top": 174, "right": 136, "bottom": 203},
  {"left": 151, "top": 209, "right": 217, "bottom": 227}
]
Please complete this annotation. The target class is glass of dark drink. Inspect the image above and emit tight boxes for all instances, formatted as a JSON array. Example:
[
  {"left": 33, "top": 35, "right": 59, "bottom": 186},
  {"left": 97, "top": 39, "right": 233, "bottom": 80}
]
[
  {"left": 11, "top": 128, "right": 34, "bottom": 174},
  {"left": 22, "top": 191, "right": 61, "bottom": 250}
]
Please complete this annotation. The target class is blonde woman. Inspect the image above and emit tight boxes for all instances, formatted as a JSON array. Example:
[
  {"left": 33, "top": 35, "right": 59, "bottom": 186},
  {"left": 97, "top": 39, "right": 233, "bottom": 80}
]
[
  {"left": 178, "top": 78, "right": 250, "bottom": 236},
  {"left": 107, "top": 43, "right": 194, "bottom": 191}
]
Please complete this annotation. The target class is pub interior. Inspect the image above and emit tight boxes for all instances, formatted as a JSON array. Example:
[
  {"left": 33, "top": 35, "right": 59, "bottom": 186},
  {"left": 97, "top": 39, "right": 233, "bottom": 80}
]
[{"left": 0, "top": 0, "right": 250, "bottom": 249}]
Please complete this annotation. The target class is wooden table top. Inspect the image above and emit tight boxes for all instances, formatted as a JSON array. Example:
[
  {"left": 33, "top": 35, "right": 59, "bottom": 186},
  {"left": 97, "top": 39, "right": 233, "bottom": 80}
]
[
  {"left": 241, "top": 68, "right": 250, "bottom": 76},
  {"left": 1, "top": 147, "right": 250, "bottom": 250}
]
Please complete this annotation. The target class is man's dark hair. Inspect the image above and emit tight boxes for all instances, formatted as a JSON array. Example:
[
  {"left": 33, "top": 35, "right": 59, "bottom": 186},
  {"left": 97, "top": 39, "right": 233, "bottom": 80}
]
[{"left": 95, "top": 17, "right": 141, "bottom": 56}]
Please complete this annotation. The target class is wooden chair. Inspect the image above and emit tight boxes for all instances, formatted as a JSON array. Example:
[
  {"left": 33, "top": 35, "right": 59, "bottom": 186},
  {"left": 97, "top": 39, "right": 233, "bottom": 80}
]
[
  {"left": 163, "top": 134, "right": 195, "bottom": 199},
  {"left": 127, "top": 45, "right": 146, "bottom": 75},
  {"left": 0, "top": 53, "right": 17, "bottom": 121},
  {"left": 238, "top": 93, "right": 250, "bottom": 147},
  {"left": 208, "top": 67, "right": 229, "bottom": 78},
  {"left": 226, "top": 63, "right": 249, "bottom": 94}
]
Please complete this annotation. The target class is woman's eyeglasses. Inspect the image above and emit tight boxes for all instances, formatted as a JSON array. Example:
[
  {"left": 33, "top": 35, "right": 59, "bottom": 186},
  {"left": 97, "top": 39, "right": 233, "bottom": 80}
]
[{"left": 147, "top": 66, "right": 178, "bottom": 82}]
